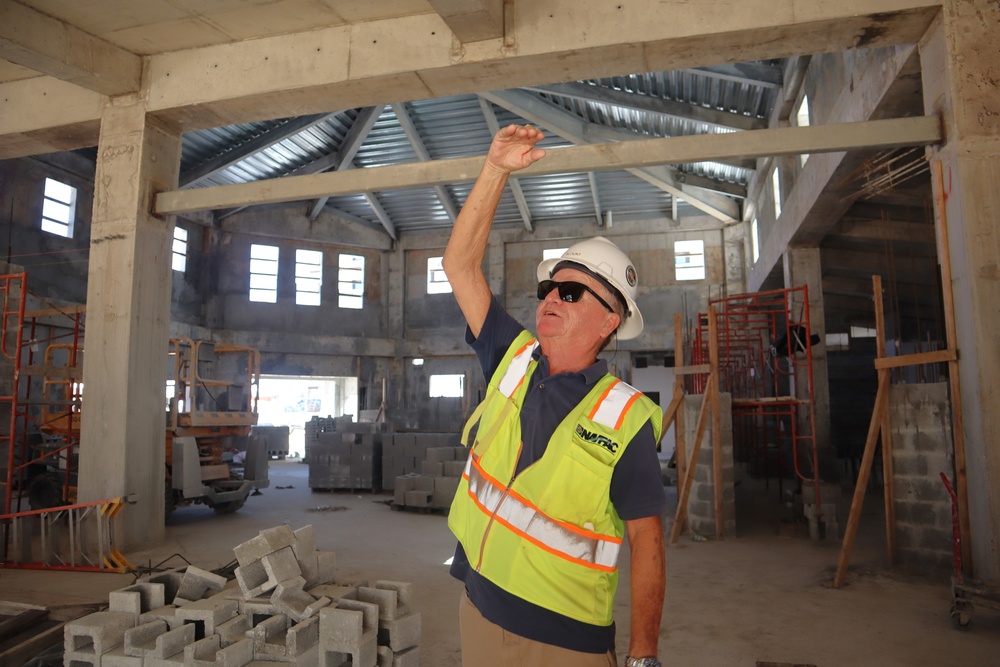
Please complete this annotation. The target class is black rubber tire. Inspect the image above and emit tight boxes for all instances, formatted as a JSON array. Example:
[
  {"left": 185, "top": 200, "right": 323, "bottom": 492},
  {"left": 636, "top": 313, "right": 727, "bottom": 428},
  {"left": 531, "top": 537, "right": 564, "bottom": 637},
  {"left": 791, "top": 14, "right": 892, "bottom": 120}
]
[{"left": 210, "top": 497, "right": 246, "bottom": 514}]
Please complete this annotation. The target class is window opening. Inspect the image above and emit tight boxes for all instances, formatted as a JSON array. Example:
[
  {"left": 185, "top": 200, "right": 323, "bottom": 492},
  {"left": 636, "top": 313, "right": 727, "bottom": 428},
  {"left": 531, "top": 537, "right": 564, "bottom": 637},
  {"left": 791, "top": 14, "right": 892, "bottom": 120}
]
[
  {"left": 427, "top": 256, "right": 452, "bottom": 294},
  {"left": 41, "top": 178, "right": 76, "bottom": 238},
  {"left": 295, "top": 249, "right": 323, "bottom": 306},
  {"left": 339, "top": 253, "right": 365, "bottom": 309},
  {"left": 674, "top": 239, "right": 706, "bottom": 281},
  {"left": 172, "top": 226, "right": 188, "bottom": 273},
  {"left": 430, "top": 374, "right": 464, "bottom": 398},
  {"left": 249, "top": 244, "right": 279, "bottom": 303}
]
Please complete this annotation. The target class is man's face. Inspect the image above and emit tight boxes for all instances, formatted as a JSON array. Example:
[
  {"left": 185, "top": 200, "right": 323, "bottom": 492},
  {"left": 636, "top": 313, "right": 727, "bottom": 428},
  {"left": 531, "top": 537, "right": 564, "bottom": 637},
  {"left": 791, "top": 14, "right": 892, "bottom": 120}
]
[{"left": 535, "top": 267, "right": 621, "bottom": 346}]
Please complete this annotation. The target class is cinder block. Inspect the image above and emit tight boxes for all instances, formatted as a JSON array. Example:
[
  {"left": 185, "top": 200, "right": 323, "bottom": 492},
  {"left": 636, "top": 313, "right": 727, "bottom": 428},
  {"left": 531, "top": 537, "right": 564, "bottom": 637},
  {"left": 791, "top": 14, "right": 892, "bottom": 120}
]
[
  {"left": 307, "top": 584, "right": 357, "bottom": 601},
  {"left": 139, "top": 605, "right": 182, "bottom": 630},
  {"left": 358, "top": 582, "right": 409, "bottom": 622},
  {"left": 142, "top": 570, "right": 184, "bottom": 606},
  {"left": 262, "top": 546, "right": 302, "bottom": 583},
  {"left": 110, "top": 583, "right": 166, "bottom": 616},
  {"left": 177, "top": 565, "right": 228, "bottom": 602},
  {"left": 316, "top": 550, "right": 336, "bottom": 585},
  {"left": 298, "top": 554, "right": 319, "bottom": 588},
  {"left": 216, "top": 613, "right": 252, "bottom": 647},
  {"left": 233, "top": 525, "right": 297, "bottom": 567},
  {"left": 235, "top": 559, "right": 274, "bottom": 598},
  {"left": 404, "top": 490, "right": 432, "bottom": 508},
  {"left": 444, "top": 460, "right": 466, "bottom": 477},
  {"left": 420, "top": 461, "right": 444, "bottom": 476},
  {"left": 125, "top": 622, "right": 195, "bottom": 659},
  {"left": 413, "top": 477, "right": 434, "bottom": 492},
  {"left": 424, "top": 447, "right": 455, "bottom": 463},
  {"left": 292, "top": 525, "right": 317, "bottom": 559},
  {"left": 250, "top": 614, "right": 292, "bottom": 658},
  {"left": 185, "top": 634, "right": 254, "bottom": 667},
  {"left": 101, "top": 646, "right": 143, "bottom": 667},
  {"left": 377, "top": 645, "right": 393, "bottom": 667},
  {"left": 433, "top": 477, "right": 460, "bottom": 508},
  {"left": 393, "top": 646, "right": 420, "bottom": 667},
  {"left": 374, "top": 582, "right": 411, "bottom": 615},
  {"left": 123, "top": 619, "right": 169, "bottom": 657},
  {"left": 64, "top": 610, "right": 136, "bottom": 661},
  {"left": 377, "top": 613, "right": 421, "bottom": 652},
  {"left": 237, "top": 595, "right": 281, "bottom": 623},
  {"left": 319, "top": 603, "right": 378, "bottom": 664},
  {"left": 175, "top": 597, "right": 240, "bottom": 637},
  {"left": 271, "top": 576, "right": 332, "bottom": 622}
]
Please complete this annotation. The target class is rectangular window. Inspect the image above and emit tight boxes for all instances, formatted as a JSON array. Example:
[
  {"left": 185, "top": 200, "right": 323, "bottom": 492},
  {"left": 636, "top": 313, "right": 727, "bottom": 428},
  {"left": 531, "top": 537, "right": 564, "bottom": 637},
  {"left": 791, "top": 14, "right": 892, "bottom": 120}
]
[
  {"left": 249, "top": 243, "right": 279, "bottom": 303},
  {"left": 771, "top": 168, "right": 782, "bottom": 221},
  {"left": 427, "top": 256, "right": 452, "bottom": 294},
  {"left": 41, "top": 178, "right": 76, "bottom": 238},
  {"left": 172, "top": 226, "right": 188, "bottom": 273},
  {"left": 429, "top": 374, "right": 464, "bottom": 398},
  {"left": 295, "top": 249, "right": 323, "bottom": 306},
  {"left": 674, "top": 239, "right": 706, "bottom": 281},
  {"left": 338, "top": 253, "right": 365, "bottom": 309},
  {"left": 826, "top": 332, "right": 849, "bottom": 351},
  {"left": 750, "top": 218, "right": 760, "bottom": 263},
  {"left": 796, "top": 95, "right": 811, "bottom": 167},
  {"left": 850, "top": 325, "right": 877, "bottom": 339}
]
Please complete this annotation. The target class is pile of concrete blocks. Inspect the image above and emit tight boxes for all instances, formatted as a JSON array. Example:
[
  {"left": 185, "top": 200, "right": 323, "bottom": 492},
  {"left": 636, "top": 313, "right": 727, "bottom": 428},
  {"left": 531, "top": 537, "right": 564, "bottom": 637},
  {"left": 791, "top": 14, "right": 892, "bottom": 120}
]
[
  {"left": 63, "top": 524, "right": 421, "bottom": 667},
  {"left": 381, "top": 433, "right": 461, "bottom": 492},
  {"left": 392, "top": 445, "right": 466, "bottom": 511},
  {"left": 306, "top": 417, "right": 385, "bottom": 492}
]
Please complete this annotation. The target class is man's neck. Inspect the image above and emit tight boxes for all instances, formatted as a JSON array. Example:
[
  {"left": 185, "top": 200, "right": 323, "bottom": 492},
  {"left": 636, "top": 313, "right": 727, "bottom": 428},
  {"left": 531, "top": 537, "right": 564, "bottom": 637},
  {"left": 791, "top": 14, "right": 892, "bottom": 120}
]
[{"left": 540, "top": 342, "right": 599, "bottom": 376}]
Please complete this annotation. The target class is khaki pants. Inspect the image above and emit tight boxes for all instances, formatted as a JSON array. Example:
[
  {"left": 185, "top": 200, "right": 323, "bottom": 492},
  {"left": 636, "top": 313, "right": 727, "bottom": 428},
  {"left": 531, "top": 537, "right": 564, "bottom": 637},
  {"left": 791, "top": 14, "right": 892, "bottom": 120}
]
[{"left": 459, "top": 590, "right": 618, "bottom": 667}]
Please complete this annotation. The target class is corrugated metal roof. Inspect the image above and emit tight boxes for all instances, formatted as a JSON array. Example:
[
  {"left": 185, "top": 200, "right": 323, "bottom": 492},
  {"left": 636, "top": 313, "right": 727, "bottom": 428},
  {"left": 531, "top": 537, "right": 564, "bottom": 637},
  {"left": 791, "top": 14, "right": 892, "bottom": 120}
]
[{"left": 179, "top": 64, "right": 783, "bottom": 236}]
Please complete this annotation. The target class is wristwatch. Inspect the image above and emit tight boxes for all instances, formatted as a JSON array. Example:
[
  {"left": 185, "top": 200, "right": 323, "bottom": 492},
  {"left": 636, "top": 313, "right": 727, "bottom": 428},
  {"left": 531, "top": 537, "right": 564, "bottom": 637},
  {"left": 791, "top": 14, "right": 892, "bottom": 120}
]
[{"left": 625, "top": 657, "right": 662, "bottom": 667}]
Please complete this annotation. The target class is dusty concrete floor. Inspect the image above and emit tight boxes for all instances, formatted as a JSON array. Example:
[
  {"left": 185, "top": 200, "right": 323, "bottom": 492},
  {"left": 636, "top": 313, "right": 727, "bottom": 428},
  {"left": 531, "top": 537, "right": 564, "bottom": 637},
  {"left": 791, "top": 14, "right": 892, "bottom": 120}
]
[{"left": 3, "top": 461, "right": 998, "bottom": 666}]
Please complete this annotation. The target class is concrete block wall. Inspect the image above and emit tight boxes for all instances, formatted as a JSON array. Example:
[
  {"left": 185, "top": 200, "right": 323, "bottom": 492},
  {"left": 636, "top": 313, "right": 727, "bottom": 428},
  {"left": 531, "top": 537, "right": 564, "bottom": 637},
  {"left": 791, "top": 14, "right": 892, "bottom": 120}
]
[
  {"left": 681, "top": 392, "right": 736, "bottom": 539},
  {"left": 381, "top": 433, "right": 461, "bottom": 491},
  {"left": 64, "top": 524, "right": 421, "bottom": 667},
  {"left": 390, "top": 442, "right": 465, "bottom": 511},
  {"left": 888, "top": 382, "right": 955, "bottom": 574}
]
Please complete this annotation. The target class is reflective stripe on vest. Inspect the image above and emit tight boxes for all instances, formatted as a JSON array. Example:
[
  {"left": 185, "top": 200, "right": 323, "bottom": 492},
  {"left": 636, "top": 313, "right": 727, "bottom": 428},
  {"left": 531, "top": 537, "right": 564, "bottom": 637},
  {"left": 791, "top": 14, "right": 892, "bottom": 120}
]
[
  {"left": 462, "top": 455, "right": 621, "bottom": 571},
  {"left": 497, "top": 339, "right": 539, "bottom": 398},
  {"left": 589, "top": 379, "right": 644, "bottom": 431}
]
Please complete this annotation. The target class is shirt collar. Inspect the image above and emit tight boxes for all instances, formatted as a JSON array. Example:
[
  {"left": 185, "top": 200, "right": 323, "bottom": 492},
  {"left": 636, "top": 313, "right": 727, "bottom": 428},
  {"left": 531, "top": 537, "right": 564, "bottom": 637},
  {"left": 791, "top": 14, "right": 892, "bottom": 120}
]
[{"left": 531, "top": 346, "right": 609, "bottom": 385}]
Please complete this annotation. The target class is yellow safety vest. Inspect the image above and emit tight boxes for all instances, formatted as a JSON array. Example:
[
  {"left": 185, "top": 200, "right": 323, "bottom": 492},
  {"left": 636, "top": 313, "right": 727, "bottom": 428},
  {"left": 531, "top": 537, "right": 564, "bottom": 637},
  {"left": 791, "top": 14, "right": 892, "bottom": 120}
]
[{"left": 448, "top": 331, "right": 663, "bottom": 625}]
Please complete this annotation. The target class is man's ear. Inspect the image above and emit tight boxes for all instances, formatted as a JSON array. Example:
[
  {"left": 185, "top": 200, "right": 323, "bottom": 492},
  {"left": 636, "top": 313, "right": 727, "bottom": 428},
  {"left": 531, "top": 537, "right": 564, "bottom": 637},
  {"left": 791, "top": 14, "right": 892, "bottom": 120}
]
[{"left": 601, "top": 312, "right": 622, "bottom": 337}]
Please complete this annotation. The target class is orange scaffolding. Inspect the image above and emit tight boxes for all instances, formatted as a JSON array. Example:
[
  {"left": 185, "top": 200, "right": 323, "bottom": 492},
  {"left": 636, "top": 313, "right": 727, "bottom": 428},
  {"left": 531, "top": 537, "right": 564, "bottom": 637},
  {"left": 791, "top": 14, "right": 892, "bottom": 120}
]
[{"left": 689, "top": 286, "right": 820, "bottom": 509}]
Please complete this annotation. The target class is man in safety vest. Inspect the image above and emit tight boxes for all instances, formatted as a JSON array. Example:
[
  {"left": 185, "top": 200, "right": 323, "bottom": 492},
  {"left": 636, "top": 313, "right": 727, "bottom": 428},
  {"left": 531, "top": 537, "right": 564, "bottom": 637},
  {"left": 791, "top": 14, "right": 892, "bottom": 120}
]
[{"left": 443, "top": 124, "right": 666, "bottom": 667}]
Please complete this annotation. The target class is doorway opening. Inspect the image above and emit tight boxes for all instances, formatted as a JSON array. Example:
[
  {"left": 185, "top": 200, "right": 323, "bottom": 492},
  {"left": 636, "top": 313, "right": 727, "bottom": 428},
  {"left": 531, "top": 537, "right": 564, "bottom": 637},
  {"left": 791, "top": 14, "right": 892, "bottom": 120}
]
[{"left": 257, "top": 375, "right": 358, "bottom": 458}]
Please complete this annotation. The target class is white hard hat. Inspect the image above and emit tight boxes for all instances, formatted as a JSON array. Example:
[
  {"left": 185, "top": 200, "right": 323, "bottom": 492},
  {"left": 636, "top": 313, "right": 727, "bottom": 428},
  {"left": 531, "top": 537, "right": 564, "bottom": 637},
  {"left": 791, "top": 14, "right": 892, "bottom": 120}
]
[{"left": 536, "top": 236, "right": 643, "bottom": 340}]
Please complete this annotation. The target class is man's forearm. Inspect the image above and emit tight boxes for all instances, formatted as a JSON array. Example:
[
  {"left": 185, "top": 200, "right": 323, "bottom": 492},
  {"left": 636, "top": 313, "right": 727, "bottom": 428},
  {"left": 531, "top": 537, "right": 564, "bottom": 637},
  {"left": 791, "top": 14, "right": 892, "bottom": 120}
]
[
  {"left": 443, "top": 161, "right": 507, "bottom": 279},
  {"left": 627, "top": 516, "right": 666, "bottom": 658}
]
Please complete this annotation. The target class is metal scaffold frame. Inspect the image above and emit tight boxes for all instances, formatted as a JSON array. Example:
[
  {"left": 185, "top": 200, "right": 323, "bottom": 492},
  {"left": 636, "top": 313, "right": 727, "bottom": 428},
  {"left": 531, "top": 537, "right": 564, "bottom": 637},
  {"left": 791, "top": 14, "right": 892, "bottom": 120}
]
[{"left": 689, "top": 285, "right": 821, "bottom": 510}]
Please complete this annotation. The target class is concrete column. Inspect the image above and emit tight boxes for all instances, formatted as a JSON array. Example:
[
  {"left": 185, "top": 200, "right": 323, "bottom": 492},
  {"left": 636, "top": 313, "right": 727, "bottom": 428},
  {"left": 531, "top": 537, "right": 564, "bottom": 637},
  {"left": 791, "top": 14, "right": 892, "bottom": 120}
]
[
  {"left": 782, "top": 246, "right": 834, "bottom": 481},
  {"left": 920, "top": 1, "right": 1000, "bottom": 579},
  {"left": 77, "top": 95, "right": 180, "bottom": 549}
]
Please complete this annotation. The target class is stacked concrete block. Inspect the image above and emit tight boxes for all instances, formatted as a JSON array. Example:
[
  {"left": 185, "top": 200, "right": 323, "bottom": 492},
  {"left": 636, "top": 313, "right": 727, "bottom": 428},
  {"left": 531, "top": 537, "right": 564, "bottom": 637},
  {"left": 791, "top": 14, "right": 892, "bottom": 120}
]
[
  {"left": 65, "top": 525, "right": 421, "bottom": 667},
  {"left": 681, "top": 392, "right": 737, "bottom": 539},
  {"left": 390, "top": 442, "right": 466, "bottom": 511},
  {"left": 381, "top": 433, "right": 461, "bottom": 491},
  {"left": 306, "top": 417, "right": 385, "bottom": 491},
  {"left": 888, "top": 382, "right": 955, "bottom": 574}
]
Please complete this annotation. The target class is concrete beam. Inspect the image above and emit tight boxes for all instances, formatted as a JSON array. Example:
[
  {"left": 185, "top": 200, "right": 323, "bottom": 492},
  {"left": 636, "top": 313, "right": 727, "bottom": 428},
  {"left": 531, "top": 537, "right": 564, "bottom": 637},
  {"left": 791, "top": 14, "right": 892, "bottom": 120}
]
[
  {"left": 427, "top": 0, "right": 505, "bottom": 43},
  {"left": 0, "top": 77, "right": 104, "bottom": 159},
  {"left": 155, "top": 116, "right": 941, "bottom": 215},
  {"left": 0, "top": 1, "right": 141, "bottom": 96}
]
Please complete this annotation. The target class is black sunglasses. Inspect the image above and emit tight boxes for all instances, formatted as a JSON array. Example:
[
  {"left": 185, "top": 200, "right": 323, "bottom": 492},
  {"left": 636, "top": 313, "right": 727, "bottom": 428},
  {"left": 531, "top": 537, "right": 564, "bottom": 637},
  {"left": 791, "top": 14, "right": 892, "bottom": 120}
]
[{"left": 537, "top": 280, "right": 614, "bottom": 313}]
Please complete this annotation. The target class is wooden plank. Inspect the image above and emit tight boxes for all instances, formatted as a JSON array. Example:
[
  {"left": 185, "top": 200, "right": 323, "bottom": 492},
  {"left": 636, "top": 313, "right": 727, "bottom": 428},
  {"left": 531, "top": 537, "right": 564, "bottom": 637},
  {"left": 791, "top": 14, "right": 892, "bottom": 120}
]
[
  {"left": 934, "top": 159, "right": 971, "bottom": 572},
  {"left": 708, "top": 305, "right": 724, "bottom": 540},
  {"left": 0, "top": 606, "right": 47, "bottom": 640},
  {"left": 23, "top": 304, "right": 86, "bottom": 318},
  {"left": 670, "top": 374, "right": 713, "bottom": 546},
  {"left": 659, "top": 384, "right": 685, "bottom": 440},
  {"left": 834, "top": 369, "right": 890, "bottom": 588},
  {"left": 873, "top": 275, "right": 896, "bottom": 566},
  {"left": 673, "top": 313, "right": 687, "bottom": 493},
  {"left": 872, "top": 349, "right": 956, "bottom": 369},
  {"left": 673, "top": 363, "right": 711, "bottom": 376}
]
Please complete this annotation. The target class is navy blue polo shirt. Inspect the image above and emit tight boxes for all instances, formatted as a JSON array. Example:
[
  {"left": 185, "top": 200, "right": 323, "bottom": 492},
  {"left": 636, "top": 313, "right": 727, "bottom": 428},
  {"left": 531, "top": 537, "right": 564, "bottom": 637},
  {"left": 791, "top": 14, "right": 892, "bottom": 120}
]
[{"left": 449, "top": 297, "right": 667, "bottom": 654}]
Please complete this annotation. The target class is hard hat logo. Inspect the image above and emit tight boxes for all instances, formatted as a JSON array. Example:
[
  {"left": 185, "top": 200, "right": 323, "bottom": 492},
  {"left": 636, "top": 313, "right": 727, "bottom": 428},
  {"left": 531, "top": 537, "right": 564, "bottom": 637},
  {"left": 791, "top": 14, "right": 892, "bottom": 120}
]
[{"left": 625, "top": 265, "right": 637, "bottom": 288}]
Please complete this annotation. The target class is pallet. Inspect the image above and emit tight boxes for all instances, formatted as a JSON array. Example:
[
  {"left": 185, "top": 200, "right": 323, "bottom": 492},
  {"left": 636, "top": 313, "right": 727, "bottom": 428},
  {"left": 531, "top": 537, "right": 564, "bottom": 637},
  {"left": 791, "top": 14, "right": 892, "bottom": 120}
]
[{"left": 389, "top": 503, "right": 449, "bottom": 516}]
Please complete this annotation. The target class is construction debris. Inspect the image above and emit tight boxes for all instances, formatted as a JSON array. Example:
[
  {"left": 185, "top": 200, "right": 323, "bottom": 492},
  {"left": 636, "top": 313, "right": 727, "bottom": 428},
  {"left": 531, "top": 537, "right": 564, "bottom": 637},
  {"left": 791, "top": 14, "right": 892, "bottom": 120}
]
[{"left": 61, "top": 524, "right": 421, "bottom": 666}]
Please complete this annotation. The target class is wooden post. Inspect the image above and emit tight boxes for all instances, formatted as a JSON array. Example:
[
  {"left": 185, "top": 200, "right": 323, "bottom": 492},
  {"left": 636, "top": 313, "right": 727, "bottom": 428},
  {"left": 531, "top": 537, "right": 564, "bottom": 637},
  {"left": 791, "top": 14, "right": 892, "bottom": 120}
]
[
  {"left": 673, "top": 313, "right": 687, "bottom": 487},
  {"left": 670, "top": 374, "right": 714, "bottom": 546},
  {"left": 707, "top": 305, "right": 724, "bottom": 540},
  {"left": 933, "top": 160, "right": 971, "bottom": 572},
  {"left": 873, "top": 275, "right": 896, "bottom": 565},
  {"left": 834, "top": 369, "right": 891, "bottom": 588}
]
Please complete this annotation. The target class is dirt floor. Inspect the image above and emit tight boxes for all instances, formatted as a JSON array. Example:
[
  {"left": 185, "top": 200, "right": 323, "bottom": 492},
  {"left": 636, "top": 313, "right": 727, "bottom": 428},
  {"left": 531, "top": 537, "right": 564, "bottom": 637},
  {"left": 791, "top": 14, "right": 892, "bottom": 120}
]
[{"left": 3, "top": 460, "right": 998, "bottom": 666}]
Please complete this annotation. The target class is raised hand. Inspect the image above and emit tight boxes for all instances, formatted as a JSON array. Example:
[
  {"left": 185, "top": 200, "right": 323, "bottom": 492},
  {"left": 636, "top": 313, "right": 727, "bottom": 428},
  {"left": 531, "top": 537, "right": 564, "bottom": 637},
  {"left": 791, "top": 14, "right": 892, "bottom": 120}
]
[{"left": 484, "top": 124, "right": 547, "bottom": 174}]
